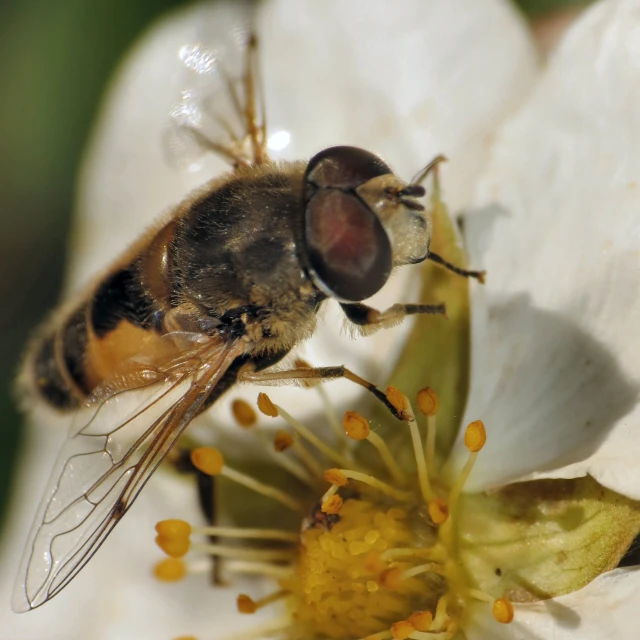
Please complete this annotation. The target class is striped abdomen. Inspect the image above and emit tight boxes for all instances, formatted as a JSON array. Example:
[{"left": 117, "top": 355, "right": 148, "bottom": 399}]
[{"left": 31, "top": 222, "right": 176, "bottom": 410}]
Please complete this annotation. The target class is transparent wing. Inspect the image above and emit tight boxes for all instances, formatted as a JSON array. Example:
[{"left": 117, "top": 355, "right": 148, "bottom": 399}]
[
  {"left": 12, "top": 335, "right": 245, "bottom": 612},
  {"left": 164, "top": 2, "right": 269, "bottom": 170}
]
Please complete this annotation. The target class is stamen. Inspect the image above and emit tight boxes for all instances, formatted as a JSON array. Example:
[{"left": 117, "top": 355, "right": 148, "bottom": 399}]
[
  {"left": 356, "top": 632, "right": 391, "bottom": 640},
  {"left": 338, "top": 469, "right": 414, "bottom": 502},
  {"left": 432, "top": 595, "right": 449, "bottom": 630},
  {"left": 492, "top": 598, "right": 514, "bottom": 624},
  {"left": 428, "top": 499, "right": 449, "bottom": 525},
  {"left": 380, "top": 547, "right": 443, "bottom": 562},
  {"left": 344, "top": 411, "right": 406, "bottom": 485},
  {"left": 154, "top": 519, "right": 192, "bottom": 557},
  {"left": 273, "top": 402, "right": 353, "bottom": 469},
  {"left": 469, "top": 590, "right": 514, "bottom": 624},
  {"left": 225, "top": 561, "right": 294, "bottom": 579},
  {"left": 446, "top": 420, "right": 486, "bottom": 519},
  {"left": 408, "top": 611, "right": 433, "bottom": 632},
  {"left": 218, "top": 616, "right": 291, "bottom": 640},
  {"left": 343, "top": 410, "right": 370, "bottom": 440},
  {"left": 191, "top": 447, "right": 223, "bottom": 476},
  {"left": 231, "top": 398, "right": 257, "bottom": 427},
  {"left": 191, "top": 525, "right": 299, "bottom": 543},
  {"left": 153, "top": 557, "right": 186, "bottom": 582},
  {"left": 408, "top": 631, "right": 452, "bottom": 640},
  {"left": 161, "top": 387, "right": 499, "bottom": 639},
  {"left": 192, "top": 543, "right": 295, "bottom": 562},
  {"left": 259, "top": 429, "right": 317, "bottom": 487},
  {"left": 191, "top": 447, "right": 304, "bottom": 512},
  {"left": 324, "top": 468, "right": 348, "bottom": 486},
  {"left": 400, "top": 562, "right": 445, "bottom": 580},
  {"left": 464, "top": 420, "right": 486, "bottom": 453},
  {"left": 417, "top": 387, "right": 439, "bottom": 417},
  {"left": 388, "top": 388, "right": 435, "bottom": 503},
  {"left": 295, "top": 358, "right": 346, "bottom": 449},
  {"left": 237, "top": 590, "right": 288, "bottom": 614},
  {"left": 257, "top": 392, "right": 278, "bottom": 417},
  {"left": 317, "top": 384, "right": 346, "bottom": 445},
  {"left": 156, "top": 519, "right": 191, "bottom": 539},
  {"left": 320, "top": 483, "right": 339, "bottom": 503},
  {"left": 390, "top": 620, "right": 415, "bottom": 640},
  {"left": 417, "top": 387, "right": 438, "bottom": 473},
  {"left": 385, "top": 385, "right": 412, "bottom": 422},
  {"left": 274, "top": 430, "right": 293, "bottom": 451},
  {"left": 321, "top": 495, "right": 343, "bottom": 514},
  {"left": 155, "top": 534, "right": 190, "bottom": 558},
  {"left": 378, "top": 567, "right": 402, "bottom": 590},
  {"left": 275, "top": 430, "right": 324, "bottom": 477}
]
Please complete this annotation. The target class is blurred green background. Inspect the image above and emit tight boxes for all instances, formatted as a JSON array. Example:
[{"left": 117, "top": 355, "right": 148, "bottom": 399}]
[{"left": 0, "top": 0, "right": 593, "bottom": 529}]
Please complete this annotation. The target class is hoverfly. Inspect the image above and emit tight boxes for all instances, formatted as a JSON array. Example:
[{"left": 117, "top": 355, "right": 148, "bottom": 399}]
[{"left": 12, "top": 29, "right": 483, "bottom": 612}]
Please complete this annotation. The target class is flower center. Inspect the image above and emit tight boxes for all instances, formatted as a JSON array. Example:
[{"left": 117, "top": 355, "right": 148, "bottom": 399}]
[
  {"left": 283, "top": 499, "right": 437, "bottom": 639},
  {"left": 154, "top": 386, "right": 513, "bottom": 640}
]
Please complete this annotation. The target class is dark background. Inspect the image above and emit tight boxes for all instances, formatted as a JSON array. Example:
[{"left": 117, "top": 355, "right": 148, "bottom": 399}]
[{"left": 0, "top": 0, "right": 592, "bottom": 528}]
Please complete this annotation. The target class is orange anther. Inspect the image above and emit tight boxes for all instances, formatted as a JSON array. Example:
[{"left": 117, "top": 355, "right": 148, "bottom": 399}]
[
  {"left": 257, "top": 393, "right": 278, "bottom": 417},
  {"left": 231, "top": 398, "right": 257, "bottom": 427},
  {"left": 364, "top": 552, "right": 385, "bottom": 574},
  {"left": 390, "top": 620, "right": 414, "bottom": 640},
  {"left": 155, "top": 534, "right": 190, "bottom": 558},
  {"left": 408, "top": 611, "right": 433, "bottom": 632},
  {"left": 493, "top": 597, "right": 514, "bottom": 624},
  {"left": 428, "top": 499, "right": 449, "bottom": 525},
  {"left": 237, "top": 594, "right": 257, "bottom": 614},
  {"left": 385, "top": 386, "right": 408, "bottom": 416},
  {"left": 321, "top": 495, "right": 343, "bottom": 515},
  {"left": 190, "top": 447, "right": 224, "bottom": 476},
  {"left": 379, "top": 567, "right": 402, "bottom": 590},
  {"left": 417, "top": 387, "right": 439, "bottom": 417},
  {"left": 323, "top": 469, "right": 348, "bottom": 487},
  {"left": 464, "top": 420, "right": 487, "bottom": 453},
  {"left": 342, "top": 410, "right": 370, "bottom": 440},
  {"left": 153, "top": 557, "right": 186, "bottom": 582},
  {"left": 274, "top": 430, "right": 294, "bottom": 452},
  {"left": 155, "top": 519, "right": 191, "bottom": 540}
]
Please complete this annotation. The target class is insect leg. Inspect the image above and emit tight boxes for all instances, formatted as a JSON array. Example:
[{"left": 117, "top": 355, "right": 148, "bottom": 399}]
[
  {"left": 242, "top": 33, "right": 268, "bottom": 164},
  {"left": 238, "top": 363, "right": 404, "bottom": 420},
  {"left": 426, "top": 252, "right": 486, "bottom": 282},
  {"left": 340, "top": 301, "right": 446, "bottom": 336},
  {"left": 340, "top": 302, "right": 447, "bottom": 336}
]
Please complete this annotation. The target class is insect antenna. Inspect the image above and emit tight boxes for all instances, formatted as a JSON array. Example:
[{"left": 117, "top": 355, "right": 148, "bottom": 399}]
[{"left": 409, "top": 153, "right": 448, "bottom": 187}]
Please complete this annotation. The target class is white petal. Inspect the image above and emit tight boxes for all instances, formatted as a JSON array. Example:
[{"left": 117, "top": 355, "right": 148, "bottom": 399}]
[
  {"left": 258, "top": 0, "right": 538, "bottom": 207},
  {"left": 65, "top": 0, "right": 538, "bottom": 433},
  {"left": 465, "top": 567, "right": 640, "bottom": 640},
  {"left": 447, "top": 0, "right": 640, "bottom": 495}
]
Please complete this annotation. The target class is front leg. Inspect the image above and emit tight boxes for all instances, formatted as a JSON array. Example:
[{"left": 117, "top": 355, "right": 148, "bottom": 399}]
[
  {"left": 340, "top": 301, "right": 446, "bottom": 336},
  {"left": 237, "top": 361, "right": 408, "bottom": 420}
]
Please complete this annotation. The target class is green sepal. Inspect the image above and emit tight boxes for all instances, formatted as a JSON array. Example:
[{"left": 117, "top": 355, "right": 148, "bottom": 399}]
[{"left": 457, "top": 476, "right": 640, "bottom": 601}]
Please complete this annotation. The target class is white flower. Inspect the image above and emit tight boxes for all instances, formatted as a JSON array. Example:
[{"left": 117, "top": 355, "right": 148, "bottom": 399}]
[{"left": 2, "top": 0, "right": 640, "bottom": 639}]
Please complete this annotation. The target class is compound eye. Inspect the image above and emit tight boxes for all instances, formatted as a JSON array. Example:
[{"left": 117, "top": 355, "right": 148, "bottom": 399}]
[
  {"left": 305, "top": 189, "right": 392, "bottom": 301},
  {"left": 305, "top": 146, "right": 392, "bottom": 190}
]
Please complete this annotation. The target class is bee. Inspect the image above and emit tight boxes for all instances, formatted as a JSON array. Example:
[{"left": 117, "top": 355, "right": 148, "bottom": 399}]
[{"left": 12, "top": 32, "right": 484, "bottom": 612}]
